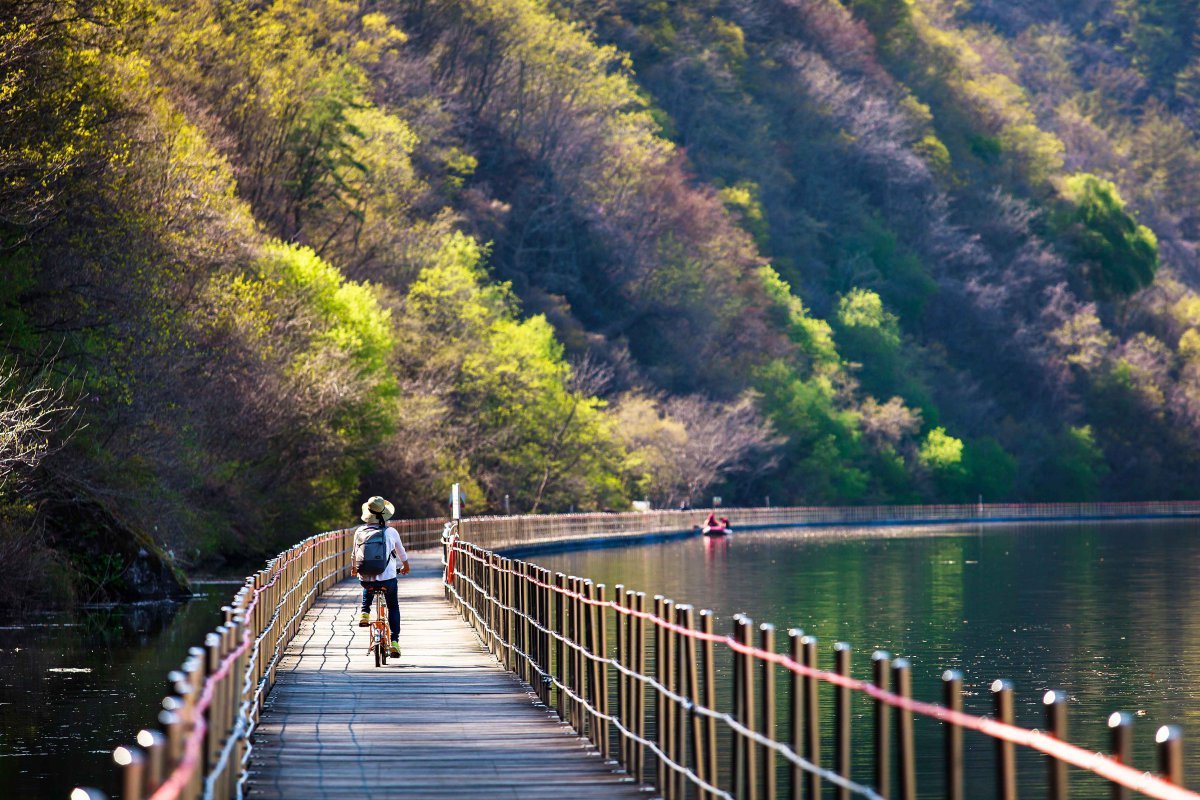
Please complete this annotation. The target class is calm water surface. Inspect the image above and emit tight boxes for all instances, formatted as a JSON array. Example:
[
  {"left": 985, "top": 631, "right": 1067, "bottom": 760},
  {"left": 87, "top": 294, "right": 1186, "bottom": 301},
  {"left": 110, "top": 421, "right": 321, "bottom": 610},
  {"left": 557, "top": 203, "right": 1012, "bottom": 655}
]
[
  {"left": 0, "top": 584, "right": 230, "bottom": 799},
  {"left": 533, "top": 520, "right": 1200, "bottom": 798}
]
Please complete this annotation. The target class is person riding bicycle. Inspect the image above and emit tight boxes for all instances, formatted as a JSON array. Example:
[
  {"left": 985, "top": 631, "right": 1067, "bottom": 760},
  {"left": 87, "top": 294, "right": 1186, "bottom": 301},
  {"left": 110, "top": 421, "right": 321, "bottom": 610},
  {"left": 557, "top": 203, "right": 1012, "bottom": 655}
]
[{"left": 352, "top": 495, "right": 410, "bottom": 657}]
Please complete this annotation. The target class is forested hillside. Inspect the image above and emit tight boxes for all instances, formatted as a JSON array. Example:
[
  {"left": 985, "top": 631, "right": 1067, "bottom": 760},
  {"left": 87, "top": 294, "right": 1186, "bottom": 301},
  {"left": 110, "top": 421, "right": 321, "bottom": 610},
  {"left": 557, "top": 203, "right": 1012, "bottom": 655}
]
[{"left": 2, "top": 0, "right": 1198, "bottom": 604}]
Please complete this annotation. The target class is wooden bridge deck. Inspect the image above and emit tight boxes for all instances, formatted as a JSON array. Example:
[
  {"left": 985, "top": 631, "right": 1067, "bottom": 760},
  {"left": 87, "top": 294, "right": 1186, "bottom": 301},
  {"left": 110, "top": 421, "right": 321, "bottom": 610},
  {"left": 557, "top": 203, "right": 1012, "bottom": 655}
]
[{"left": 246, "top": 553, "right": 649, "bottom": 799}]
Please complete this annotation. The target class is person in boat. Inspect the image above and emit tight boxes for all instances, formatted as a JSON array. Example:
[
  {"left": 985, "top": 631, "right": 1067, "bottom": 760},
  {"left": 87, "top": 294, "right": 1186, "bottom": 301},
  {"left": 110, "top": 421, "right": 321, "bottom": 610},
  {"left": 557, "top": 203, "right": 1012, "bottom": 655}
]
[
  {"left": 703, "top": 512, "right": 721, "bottom": 529},
  {"left": 720, "top": 516, "right": 730, "bottom": 529}
]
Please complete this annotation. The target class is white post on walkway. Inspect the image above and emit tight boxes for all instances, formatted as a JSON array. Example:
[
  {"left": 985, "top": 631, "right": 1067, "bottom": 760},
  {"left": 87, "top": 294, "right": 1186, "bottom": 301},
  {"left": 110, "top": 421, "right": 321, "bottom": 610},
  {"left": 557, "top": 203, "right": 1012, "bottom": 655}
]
[{"left": 452, "top": 483, "right": 462, "bottom": 520}]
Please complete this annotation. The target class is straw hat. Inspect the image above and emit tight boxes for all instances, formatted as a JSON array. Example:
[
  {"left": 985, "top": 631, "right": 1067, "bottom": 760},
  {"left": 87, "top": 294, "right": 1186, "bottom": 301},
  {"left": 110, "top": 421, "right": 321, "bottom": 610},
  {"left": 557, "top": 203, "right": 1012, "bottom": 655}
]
[{"left": 361, "top": 495, "right": 395, "bottom": 522}]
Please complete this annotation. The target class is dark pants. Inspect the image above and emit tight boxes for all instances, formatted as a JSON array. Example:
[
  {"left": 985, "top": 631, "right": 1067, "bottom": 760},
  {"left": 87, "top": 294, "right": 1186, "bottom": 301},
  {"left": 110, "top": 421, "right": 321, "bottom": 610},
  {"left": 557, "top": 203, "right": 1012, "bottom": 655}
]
[{"left": 360, "top": 578, "right": 400, "bottom": 640}]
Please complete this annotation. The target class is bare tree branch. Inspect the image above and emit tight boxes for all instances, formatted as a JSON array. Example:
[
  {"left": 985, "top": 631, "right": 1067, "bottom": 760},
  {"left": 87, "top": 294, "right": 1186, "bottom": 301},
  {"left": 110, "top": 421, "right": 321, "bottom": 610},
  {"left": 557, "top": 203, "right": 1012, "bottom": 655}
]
[{"left": 0, "top": 359, "right": 78, "bottom": 488}]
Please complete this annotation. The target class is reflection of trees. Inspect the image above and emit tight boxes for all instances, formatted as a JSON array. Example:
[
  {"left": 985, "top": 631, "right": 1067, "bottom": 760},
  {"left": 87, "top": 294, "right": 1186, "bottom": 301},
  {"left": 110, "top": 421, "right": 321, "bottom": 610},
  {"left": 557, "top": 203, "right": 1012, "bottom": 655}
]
[{"left": 928, "top": 539, "right": 965, "bottom": 627}]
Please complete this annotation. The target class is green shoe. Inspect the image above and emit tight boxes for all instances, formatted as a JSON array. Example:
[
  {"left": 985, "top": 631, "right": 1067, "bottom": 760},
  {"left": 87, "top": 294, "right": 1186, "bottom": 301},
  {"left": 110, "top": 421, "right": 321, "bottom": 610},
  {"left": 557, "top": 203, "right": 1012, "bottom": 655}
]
[
  {"left": 390, "top": 639, "right": 401, "bottom": 657},
  {"left": 358, "top": 612, "right": 370, "bottom": 627}
]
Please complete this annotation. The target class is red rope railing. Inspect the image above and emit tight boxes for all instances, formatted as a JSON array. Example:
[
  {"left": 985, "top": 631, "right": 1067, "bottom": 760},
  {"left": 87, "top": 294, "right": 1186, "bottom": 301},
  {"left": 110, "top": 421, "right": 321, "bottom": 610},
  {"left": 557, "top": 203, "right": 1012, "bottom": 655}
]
[{"left": 449, "top": 536, "right": 1200, "bottom": 800}]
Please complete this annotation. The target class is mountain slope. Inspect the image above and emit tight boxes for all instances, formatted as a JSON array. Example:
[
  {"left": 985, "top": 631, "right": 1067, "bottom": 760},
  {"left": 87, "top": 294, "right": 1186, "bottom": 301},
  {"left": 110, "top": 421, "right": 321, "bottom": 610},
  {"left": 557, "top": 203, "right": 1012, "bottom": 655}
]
[{"left": 2, "top": 0, "right": 1198, "bottom": 603}]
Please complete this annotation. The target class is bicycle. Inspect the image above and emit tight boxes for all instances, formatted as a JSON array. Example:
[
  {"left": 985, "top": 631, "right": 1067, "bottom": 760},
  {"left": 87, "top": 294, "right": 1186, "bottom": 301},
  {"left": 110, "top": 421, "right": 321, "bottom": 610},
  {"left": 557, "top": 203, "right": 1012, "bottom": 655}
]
[{"left": 363, "top": 585, "right": 391, "bottom": 667}]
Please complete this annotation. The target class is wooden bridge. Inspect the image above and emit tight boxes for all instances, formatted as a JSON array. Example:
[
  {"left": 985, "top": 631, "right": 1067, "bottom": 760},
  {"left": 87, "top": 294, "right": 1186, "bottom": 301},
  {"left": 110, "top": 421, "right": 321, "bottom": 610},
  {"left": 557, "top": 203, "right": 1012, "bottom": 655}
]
[
  {"left": 87, "top": 502, "right": 1200, "bottom": 800},
  {"left": 245, "top": 553, "right": 644, "bottom": 799}
]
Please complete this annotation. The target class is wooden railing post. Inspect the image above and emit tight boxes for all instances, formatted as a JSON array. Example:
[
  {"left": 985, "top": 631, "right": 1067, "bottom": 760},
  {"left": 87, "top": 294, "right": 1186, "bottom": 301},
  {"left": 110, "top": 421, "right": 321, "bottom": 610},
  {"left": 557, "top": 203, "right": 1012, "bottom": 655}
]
[
  {"left": 159, "top": 703, "right": 183, "bottom": 774},
  {"left": 894, "top": 658, "right": 916, "bottom": 800},
  {"left": 681, "top": 605, "right": 705, "bottom": 798},
  {"left": 760, "top": 622, "right": 777, "bottom": 800},
  {"left": 1157, "top": 725, "right": 1184, "bottom": 785},
  {"left": 803, "top": 635, "right": 820, "bottom": 800},
  {"left": 662, "top": 597, "right": 678, "bottom": 800},
  {"left": 634, "top": 592, "right": 648, "bottom": 785},
  {"left": 700, "top": 609, "right": 717, "bottom": 798},
  {"left": 112, "top": 745, "right": 145, "bottom": 800},
  {"left": 733, "top": 615, "right": 745, "bottom": 796},
  {"left": 585, "top": 581, "right": 600, "bottom": 749},
  {"left": 137, "top": 729, "right": 167, "bottom": 794},
  {"left": 1108, "top": 712, "right": 1133, "bottom": 800},
  {"left": 732, "top": 615, "right": 758, "bottom": 800},
  {"left": 596, "top": 583, "right": 610, "bottom": 760},
  {"left": 789, "top": 629, "right": 805, "bottom": 800},
  {"left": 943, "top": 670, "right": 964, "bottom": 800},
  {"left": 520, "top": 561, "right": 531, "bottom": 686},
  {"left": 671, "top": 601, "right": 687, "bottom": 800},
  {"left": 540, "top": 566, "right": 552, "bottom": 706},
  {"left": 555, "top": 573, "right": 567, "bottom": 720},
  {"left": 573, "top": 576, "right": 587, "bottom": 736},
  {"left": 654, "top": 595, "right": 668, "bottom": 795},
  {"left": 615, "top": 585, "right": 628, "bottom": 769},
  {"left": 835, "top": 642, "right": 853, "bottom": 800},
  {"left": 1044, "top": 690, "right": 1069, "bottom": 800},
  {"left": 873, "top": 650, "right": 892, "bottom": 799},
  {"left": 992, "top": 679, "right": 1017, "bottom": 800}
]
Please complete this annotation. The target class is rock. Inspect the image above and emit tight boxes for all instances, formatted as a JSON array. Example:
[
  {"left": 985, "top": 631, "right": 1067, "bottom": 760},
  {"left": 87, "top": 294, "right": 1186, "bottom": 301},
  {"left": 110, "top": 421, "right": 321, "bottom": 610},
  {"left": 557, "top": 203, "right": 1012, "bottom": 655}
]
[{"left": 41, "top": 495, "right": 191, "bottom": 603}]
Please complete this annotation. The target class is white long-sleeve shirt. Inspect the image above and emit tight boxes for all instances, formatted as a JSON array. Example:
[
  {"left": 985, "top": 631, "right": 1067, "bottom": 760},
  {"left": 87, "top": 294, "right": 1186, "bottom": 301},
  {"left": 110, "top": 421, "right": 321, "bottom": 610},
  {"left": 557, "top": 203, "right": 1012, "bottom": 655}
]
[{"left": 353, "top": 524, "right": 409, "bottom": 581}]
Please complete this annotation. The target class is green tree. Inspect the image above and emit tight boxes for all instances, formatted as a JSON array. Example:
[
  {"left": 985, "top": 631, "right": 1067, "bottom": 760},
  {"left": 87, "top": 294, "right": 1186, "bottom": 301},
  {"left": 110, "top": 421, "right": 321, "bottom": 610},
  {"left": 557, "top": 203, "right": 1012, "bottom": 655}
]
[
  {"left": 401, "top": 233, "right": 627, "bottom": 512},
  {"left": 1056, "top": 173, "right": 1159, "bottom": 298}
]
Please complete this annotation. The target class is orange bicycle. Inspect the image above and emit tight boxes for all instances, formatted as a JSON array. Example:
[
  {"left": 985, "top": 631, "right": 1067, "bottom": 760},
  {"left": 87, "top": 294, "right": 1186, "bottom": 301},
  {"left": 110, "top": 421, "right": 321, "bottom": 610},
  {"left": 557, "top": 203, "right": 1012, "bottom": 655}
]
[{"left": 363, "top": 586, "right": 391, "bottom": 667}]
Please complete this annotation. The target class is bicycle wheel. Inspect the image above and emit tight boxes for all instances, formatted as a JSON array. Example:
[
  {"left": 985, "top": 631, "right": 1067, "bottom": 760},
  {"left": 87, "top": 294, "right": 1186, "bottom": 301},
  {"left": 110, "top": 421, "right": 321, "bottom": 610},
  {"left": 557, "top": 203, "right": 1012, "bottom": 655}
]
[
  {"left": 373, "top": 637, "right": 381, "bottom": 667},
  {"left": 376, "top": 599, "right": 389, "bottom": 665}
]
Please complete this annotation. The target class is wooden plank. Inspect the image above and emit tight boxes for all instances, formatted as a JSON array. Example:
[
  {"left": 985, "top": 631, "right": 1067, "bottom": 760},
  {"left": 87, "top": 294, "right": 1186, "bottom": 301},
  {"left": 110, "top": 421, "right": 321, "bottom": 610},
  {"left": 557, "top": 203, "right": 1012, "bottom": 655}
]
[{"left": 246, "top": 553, "right": 648, "bottom": 799}]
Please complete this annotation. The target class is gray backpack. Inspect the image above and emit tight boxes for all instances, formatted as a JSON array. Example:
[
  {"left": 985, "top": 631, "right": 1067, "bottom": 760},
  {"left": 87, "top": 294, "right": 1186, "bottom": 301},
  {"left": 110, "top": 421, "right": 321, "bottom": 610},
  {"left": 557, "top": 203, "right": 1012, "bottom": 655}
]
[{"left": 355, "top": 524, "right": 392, "bottom": 579}]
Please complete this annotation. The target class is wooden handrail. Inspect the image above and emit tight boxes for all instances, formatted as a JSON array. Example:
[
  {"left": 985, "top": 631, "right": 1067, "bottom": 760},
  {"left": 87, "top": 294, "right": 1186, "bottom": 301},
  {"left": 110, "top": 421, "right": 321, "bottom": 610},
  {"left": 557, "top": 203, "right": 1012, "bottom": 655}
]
[{"left": 444, "top": 526, "right": 1200, "bottom": 800}]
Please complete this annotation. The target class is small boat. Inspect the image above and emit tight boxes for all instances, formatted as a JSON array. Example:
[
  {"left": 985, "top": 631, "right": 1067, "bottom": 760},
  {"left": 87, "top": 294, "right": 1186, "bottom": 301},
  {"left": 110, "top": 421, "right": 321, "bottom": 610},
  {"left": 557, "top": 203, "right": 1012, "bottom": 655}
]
[{"left": 700, "top": 523, "right": 732, "bottom": 536}]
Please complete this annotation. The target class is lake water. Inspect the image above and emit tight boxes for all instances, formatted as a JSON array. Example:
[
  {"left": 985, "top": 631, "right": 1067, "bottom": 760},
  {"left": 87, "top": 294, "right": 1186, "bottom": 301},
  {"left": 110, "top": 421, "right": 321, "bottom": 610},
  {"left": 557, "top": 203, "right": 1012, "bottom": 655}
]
[
  {"left": 532, "top": 519, "right": 1200, "bottom": 798},
  {"left": 0, "top": 583, "right": 231, "bottom": 799}
]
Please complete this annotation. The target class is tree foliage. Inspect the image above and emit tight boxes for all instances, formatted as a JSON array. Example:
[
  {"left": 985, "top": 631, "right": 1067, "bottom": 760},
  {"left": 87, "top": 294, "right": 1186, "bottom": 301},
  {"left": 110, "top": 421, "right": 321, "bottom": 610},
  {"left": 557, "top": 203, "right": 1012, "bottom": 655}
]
[
  {"left": 7, "top": 0, "right": 1200, "bottom": 605},
  {"left": 1056, "top": 173, "right": 1159, "bottom": 298}
]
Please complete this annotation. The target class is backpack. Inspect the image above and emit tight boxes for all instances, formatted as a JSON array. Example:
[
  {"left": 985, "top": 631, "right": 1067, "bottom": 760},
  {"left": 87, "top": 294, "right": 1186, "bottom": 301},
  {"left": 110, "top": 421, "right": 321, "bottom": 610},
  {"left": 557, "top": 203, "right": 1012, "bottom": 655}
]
[{"left": 355, "top": 524, "right": 392, "bottom": 579}]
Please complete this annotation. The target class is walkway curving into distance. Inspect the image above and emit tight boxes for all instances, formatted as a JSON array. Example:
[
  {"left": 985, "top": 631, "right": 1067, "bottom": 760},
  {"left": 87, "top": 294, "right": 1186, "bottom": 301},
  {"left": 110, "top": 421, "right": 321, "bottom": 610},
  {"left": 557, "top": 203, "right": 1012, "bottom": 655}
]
[{"left": 245, "top": 553, "right": 648, "bottom": 799}]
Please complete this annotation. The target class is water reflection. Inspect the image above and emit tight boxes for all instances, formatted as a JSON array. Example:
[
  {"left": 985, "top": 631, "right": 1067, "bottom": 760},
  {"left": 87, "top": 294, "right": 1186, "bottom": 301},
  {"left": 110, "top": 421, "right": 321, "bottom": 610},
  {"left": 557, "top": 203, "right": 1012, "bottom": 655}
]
[
  {"left": 0, "top": 585, "right": 230, "bottom": 798},
  {"left": 533, "top": 520, "right": 1200, "bottom": 798}
]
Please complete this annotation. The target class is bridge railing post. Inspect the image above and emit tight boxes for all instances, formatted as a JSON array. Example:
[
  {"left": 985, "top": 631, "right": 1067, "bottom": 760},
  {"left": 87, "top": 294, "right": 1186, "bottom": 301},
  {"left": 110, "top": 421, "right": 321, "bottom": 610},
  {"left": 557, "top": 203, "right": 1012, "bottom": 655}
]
[
  {"left": 803, "top": 635, "right": 820, "bottom": 800},
  {"left": 873, "top": 650, "right": 892, "bottom": 799},
  {"left": 662, "top": 597, "right": 677, "bottom": 799},
  {"left": 700, "top": 609, "right": 717, "bottom": 798},
  {"left": 1044, "top": 690, "right": 1069, "bottom": 800},
  {"left": 1157, "top": 725, "right": 1184, "bottom": 786},
  {"left": 742, "top": 616, "right": 759, "bottom": 800},
  {"left": 579, "top": 577, "right": 590, "bottom": 738},
  {"left": 894, "top": 658, "right": 916, "bottom": 800},
  {"left": 943, "top": 669, "right": 964, "bottom": 800},
  {"left": 159, "top": 703, "right": 183, "bottom": 776},
  {"left": 760, "top": 623, "right": 777, "bottom": 800},
  {"left": 112, "top": 745, "right": 145, "bottom": 800},
  {"left": 541, "top": 566, "right": 553, "bottom": 707},
  {"left": 680, "top": 605, "right": 703, "bottom": 797},
  {"left": 583, "top": 578, "right": 597, "bottom": 744},
  {"left": 788, "top": 629, "right": 804, "bottom": 800},
  {"left": 1108, "top": 712, "right": 1133, "bottom": 800},
  {"left": 555, "top": 572, "right": 567, "bottom": 720},
  {"left": 655, "top": 595, "right": 668, "bottom": 794},
  {"left": 615, "top": 583, "right": 628, "bottom": 770},
  {"left": 992, "top": 679, "right": 1017, "bottom": 800},
  {"left": 596, "top": 582, "right": 610, "bottom": 760},
  {"left": 677, "top": 604, "right": 692, "bottom": 800}
]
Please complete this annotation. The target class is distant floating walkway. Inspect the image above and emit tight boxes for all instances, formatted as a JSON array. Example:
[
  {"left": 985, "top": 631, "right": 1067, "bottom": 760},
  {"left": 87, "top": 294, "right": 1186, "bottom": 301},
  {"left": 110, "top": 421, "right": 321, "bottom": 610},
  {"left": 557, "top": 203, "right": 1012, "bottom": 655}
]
[{"left": 244, "top": 553, "right": 647, "bottom": 799}]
